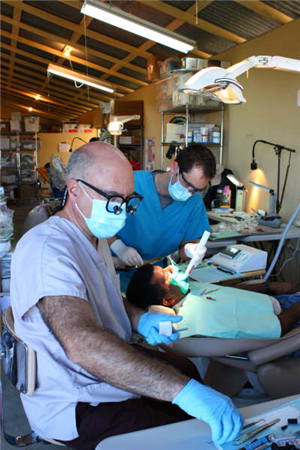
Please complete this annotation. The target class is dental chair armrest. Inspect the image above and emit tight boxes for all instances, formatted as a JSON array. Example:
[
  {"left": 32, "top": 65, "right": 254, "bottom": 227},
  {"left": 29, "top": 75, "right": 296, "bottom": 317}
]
[{"left": 248, "top": 329, "right": 300, "bottom": 366}]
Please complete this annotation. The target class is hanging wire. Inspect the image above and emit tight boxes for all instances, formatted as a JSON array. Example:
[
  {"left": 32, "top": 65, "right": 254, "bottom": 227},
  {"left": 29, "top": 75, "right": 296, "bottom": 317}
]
[
  {"left": 83, "top": 15, "right": 90, "bottom": 101},
  {"left": 75, "top": 81, "right": 84, "bottom": 89},
  {"left": 195, "top": 0, "right": 198, "bottom": 25}
]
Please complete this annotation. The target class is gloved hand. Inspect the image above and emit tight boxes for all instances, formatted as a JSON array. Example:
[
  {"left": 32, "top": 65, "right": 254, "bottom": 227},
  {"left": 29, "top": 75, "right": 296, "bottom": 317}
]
[
  {"left": 138, "top": 313, "right": 183, "bottom": 346},
  {"left": 172, "top": 379, "right": 244, "bottom": 445},
  {"left": 111, "top": 239, "right": 143, "bottom": 267},
  {"left": 183, "top": 243, "right": 207, "bottom": 260}
]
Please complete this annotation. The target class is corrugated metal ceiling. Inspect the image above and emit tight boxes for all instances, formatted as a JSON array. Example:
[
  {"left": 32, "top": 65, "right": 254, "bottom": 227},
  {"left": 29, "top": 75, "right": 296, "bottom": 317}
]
[{"left": 1, "top": 0, "right": 299, "bottom": 121}]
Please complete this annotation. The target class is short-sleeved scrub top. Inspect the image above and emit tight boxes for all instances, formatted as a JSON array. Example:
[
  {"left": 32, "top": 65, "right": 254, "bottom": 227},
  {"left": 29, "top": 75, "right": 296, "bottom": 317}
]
[
  {"left": 10, "top": 216, "right": 138, "bottom": 441},
  {"left": 118, "top": 170, "right": 210, "bottom": 260}
]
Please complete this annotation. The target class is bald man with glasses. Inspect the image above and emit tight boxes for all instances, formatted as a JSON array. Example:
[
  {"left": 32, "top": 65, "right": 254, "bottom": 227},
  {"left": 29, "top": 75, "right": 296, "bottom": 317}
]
[{"left": 11, "top": 142, "right": 242, "bottom": 449}]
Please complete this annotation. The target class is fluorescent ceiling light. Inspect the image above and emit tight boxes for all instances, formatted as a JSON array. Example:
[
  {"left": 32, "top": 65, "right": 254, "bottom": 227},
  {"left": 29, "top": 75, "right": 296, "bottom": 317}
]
[
  {"left": 47, "top": 64, "right": 115, "bottom": 93},
  {"left": 81, "top": 0, "right": 196, "bottom": 54},
  {"left": 179, "top": 55, "right": 300, "bottom": 104},
  {"left": 108, "top": 115, "right": 140, "bottom": 135}
]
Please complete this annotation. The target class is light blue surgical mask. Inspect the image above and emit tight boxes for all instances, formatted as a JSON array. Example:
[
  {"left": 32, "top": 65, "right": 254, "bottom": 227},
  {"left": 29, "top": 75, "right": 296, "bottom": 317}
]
[
  {"left": 168, "top": 169, "right": 192, "bottom": 202},
  {"left": 76, "top": 184, "right": 127, "bottom": 238}
]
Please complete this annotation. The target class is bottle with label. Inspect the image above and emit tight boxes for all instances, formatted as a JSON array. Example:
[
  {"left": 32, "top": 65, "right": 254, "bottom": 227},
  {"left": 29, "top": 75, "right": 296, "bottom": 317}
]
[
  {"left": 221, "top": 185, "right": 231, "bottom": 208},
  {"left": 212, "top": 126, "right": 221, "bottom": 144},
  {"left": 215, "top": 189, "right": 223, "bottom": 208}
]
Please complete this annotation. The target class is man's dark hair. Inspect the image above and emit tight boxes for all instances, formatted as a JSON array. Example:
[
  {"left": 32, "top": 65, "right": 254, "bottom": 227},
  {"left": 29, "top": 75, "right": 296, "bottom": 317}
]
[
  {"left": 126, "top": 264, "right": 167, "bottom": 309},
  {"left": 175, "top": 143, "right": 216, "bottom": 179}
]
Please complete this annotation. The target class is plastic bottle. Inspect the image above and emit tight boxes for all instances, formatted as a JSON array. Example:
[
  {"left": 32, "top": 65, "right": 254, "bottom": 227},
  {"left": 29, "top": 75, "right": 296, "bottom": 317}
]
[{"left": 221, "top": 185, "right": 231, "bottom": 208}]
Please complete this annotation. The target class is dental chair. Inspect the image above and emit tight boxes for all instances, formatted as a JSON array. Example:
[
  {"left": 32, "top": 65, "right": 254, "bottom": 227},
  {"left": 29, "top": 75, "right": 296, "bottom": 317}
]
[{"left": 170, "top": 326, "right": 300, "bottom": 399}]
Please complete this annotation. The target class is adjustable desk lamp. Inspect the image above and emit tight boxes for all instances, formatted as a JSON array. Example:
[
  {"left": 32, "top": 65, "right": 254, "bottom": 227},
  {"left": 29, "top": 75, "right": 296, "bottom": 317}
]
[
  {"left": 251, "top": 140, "right": 296, "bottom": 214},
  {"left": 226, "top": 174, "right": 246, "bottom": 211},
  {"left": 248, "top": 181, "right": 281, "bottom": 228}
]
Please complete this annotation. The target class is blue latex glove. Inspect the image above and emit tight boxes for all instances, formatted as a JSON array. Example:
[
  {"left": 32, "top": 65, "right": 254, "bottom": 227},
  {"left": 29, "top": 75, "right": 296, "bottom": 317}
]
[
  {"left": 137, "top": 312, "right": 183, "bottom": 346},
  {"left": 172, "top": 379, "right": 244, "bottom": 445}
]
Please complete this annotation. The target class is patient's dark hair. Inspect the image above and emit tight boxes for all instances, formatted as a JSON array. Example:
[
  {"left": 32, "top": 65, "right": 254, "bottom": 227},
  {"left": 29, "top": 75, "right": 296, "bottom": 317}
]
[{"left": 126, "top": 264, "right": 167, "bottom": 309}]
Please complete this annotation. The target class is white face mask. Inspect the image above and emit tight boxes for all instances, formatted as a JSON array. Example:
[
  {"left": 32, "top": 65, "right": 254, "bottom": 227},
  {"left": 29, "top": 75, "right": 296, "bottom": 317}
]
[
  {"left": 76, "top": 183, "right": 127, "bottom": 238},
  {"left": 168, "top": 169, "right": 192, "bottom": 202}
]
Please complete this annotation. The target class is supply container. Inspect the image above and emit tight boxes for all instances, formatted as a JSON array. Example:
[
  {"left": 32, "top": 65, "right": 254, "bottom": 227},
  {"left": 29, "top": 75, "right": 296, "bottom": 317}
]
[
  {"left": 24, "top": 116, "right": 40, "bottom": 132},
  {"left": 200, "top": 127, "right": 208, "bottom": 143}
]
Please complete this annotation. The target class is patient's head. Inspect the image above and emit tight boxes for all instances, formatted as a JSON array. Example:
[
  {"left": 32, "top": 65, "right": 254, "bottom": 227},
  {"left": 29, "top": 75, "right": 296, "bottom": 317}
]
[{"left": 126, "top": 264, "right": 185, "bottom": 310}]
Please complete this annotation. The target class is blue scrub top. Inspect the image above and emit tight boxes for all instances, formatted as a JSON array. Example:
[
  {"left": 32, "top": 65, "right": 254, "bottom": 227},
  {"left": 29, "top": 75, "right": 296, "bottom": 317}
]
[{"left": 118, "top": 170, "right": 210, "bottom": 260}]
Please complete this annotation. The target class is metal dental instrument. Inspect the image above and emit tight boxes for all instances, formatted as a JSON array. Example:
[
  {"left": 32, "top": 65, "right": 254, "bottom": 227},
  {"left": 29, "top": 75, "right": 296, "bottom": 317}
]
[
  {"left": 242, "top": 419, "right": 265, "bottom": 431},
  {"left": 204, "top": 288, "right": 219, "bottom": 295},
  {"left": 235, "top": 418, "right": 281, "bottom": 445},
  {"left": 200, "top": 288, "right": 207, "bottom": 296}
]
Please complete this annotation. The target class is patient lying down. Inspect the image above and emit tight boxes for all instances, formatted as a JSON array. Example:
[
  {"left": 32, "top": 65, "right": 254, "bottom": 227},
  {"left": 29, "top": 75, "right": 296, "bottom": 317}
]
[{"left": 126, "top": 264, "right": 300, "bottom": 340}]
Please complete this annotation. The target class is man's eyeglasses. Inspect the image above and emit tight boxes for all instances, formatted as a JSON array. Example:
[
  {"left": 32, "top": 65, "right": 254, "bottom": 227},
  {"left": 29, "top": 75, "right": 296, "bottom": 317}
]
[
  {"left": 77, "top": 179, "right": 143, "bottom": 215},
  {"left": 179, "top": 170, "right": 203, "bottom": 194}
]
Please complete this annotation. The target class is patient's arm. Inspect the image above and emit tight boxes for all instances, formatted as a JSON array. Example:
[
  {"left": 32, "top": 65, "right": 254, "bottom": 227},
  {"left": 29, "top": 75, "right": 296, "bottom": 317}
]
[
  {"left": 278, "top": 301, "right": 300, "bottom": 335},
  {"left": 237, "top": 281, "right": 296, "bottom": 296},
  {"left": 38, "top": 295, "right": 188, "bottom": 400}
]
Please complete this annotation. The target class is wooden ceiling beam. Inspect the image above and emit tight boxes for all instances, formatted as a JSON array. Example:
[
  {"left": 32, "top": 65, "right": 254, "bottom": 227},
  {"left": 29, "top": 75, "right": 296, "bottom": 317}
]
[
  {"left": 1, "top": 29, "right": 145, "bottom": 89},
  {"left": 1, "top": 89, "right": 76, "bottom": 119},
  {"left": 138, "top": 1, "right": 245, "bottom": 44},
  {"left": 7, "top": 3, "right": 22, "bottom": 89},
  {"left": 1, "top": 96, "right": 73, "bottom": 121},
  {"left": 1, "top": 14, "right": 146, "bottom": 77},
  {"left": 236, "top": 1, "right": 292, "bottom": 25},
  {"left": 4, "top": 1, "right": 152, "bottom": 59},
  {"left": 0, "top": 79, "right": 88, "bottom": 115},
  {"left": 0, "top": 41, "right": 129, "bottom": 113}
]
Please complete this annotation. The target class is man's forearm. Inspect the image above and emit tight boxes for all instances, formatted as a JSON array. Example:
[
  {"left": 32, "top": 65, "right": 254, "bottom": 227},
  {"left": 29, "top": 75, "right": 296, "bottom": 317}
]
[
  {"left": 72, "top": 325, "right": 188, "bottom": 401},
  {"left": 38, "top": 296, "right": 188, "bottom": 402}
]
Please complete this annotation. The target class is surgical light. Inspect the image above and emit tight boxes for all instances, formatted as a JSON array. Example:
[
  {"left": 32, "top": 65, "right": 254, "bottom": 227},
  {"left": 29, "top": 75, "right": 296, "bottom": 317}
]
[
  {"left": 47, "top": 64, "right": 115, "bottom": 93},
  {"left": 107, "top": 115, "right": 141, "bottom": 136},
  {"left": 179, "top": 55, "right": 300, "bottom": 104},
  {"left": 81, "top": 0, "right": 196, "bottom": 54}
]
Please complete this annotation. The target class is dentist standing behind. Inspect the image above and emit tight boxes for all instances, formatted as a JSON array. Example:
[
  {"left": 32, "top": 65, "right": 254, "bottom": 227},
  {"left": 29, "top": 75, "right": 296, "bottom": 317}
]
[{"left": 110, "top": 143, "right": 216, "bottom": 267}]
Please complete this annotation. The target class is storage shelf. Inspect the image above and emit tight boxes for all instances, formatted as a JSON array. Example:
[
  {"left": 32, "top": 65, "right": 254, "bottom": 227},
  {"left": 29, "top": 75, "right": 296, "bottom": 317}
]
[{"left": 161, "top": 141, "right": 221, "bottom": 147}]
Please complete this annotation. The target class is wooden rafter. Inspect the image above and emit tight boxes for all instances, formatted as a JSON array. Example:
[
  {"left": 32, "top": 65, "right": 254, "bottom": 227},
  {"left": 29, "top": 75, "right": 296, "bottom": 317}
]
[
  {"left": 236, "top": 1, "right": 292, "bottom": 25},
  {"left": 6, "top": 2, "right": 22, "bottom": 89},
  {"left": 1, "top": 95, "right": 73, "bottom": 121},
  {"left": 1, "top": 29, "right": 146, "bottom": 89},
  {"left": 138, "top": 1, "right": 246, "bottom": 44}
]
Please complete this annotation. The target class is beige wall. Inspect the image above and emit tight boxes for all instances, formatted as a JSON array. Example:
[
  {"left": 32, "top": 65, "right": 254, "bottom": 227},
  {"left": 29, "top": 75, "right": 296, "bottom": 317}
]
[
  {"left": 215, "top": 19, "right": 300, "bottom": 221},
  {"left": 38, "top": 131, "right": 97, "bottom": 168},
  {"left": 122, "top": 20, "right": 300, "bottom": 222}
]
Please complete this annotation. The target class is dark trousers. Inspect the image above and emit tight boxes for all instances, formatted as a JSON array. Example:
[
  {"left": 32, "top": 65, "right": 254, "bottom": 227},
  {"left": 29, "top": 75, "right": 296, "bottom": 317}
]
[{"left": 59, "top": 346, "right": 201, "bottom": 450}]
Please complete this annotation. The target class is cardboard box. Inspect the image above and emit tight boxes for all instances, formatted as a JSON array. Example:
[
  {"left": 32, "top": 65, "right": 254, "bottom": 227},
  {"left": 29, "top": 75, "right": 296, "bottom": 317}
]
[
  {"left": 0, "top": 121, "right": 10, "bottom": 133},
  {"left": 62, "top": 123, "right": 78, "bottom": 133},
  {"left": 119, "top": 136, "right": 141, "bottom": 145},
  {"left": 77, "top": 124, "right": 93, "bottom": 133},
  {"left": 10, "top": 119, "right": 21, "bottom": 132},
  {"left": 24, "top": 116, "right": 39, "bottom": 132}
]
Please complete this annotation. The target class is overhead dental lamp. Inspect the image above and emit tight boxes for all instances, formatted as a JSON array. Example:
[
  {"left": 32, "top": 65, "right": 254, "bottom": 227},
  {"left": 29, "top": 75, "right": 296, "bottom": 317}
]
[
  {"left": 178, "top": 55, "right": 300, "bottom": 104},
  {"left": 108, "top": 115, "right": 140, "bottom": 147}
]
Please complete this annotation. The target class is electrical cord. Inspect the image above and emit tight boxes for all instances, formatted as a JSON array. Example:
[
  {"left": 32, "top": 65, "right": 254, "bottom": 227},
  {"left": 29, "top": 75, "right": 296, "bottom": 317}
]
[{"left": 274, "top": 237, "right": 300, "bottom": 277}]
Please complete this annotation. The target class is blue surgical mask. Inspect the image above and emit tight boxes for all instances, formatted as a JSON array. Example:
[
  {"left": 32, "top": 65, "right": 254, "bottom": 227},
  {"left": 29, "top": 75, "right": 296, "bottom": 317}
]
[
  {"left": 168, "top": 170, "right": 192, "bottom": 202},
  {"left": 76, "top": 184, "right": 127, "bottom": 238}
]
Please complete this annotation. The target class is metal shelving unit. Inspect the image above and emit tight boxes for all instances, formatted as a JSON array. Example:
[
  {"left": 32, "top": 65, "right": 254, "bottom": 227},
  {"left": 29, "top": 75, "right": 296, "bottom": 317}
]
[
  {"left": 0, "top": 131, "right": 39, "bottom": 203},
  {"left": 116, "top": 124, "right": 144, "bottom": 169},
  {"left": 160, "top": 103, "right": 224, "bottom": 169}
]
